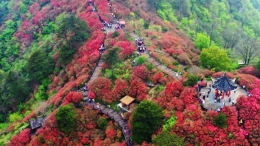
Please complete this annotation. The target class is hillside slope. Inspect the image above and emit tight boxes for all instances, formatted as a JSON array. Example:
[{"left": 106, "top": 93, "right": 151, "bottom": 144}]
[{"left": 1, "top": 0, "right": 260, "bottom": 146}]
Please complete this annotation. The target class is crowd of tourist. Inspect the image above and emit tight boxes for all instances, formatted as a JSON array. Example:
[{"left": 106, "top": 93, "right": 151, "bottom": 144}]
[{"left": 135, "top": 38, "right": 146, "bottom": 53}]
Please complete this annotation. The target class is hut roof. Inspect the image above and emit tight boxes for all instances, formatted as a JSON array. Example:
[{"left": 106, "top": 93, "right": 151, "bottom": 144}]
[
  {"left": 120, "top": 96, "right": 135, "bottom": 105},
  {"left": 212, "top": 73, "right": 237, "bottom": 92},
  {"left": 29, "top": 116, "right": 45, "bottom": 130}
]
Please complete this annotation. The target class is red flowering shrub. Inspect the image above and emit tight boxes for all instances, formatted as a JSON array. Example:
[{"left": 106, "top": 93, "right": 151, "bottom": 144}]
[
  {"left": 106, "top": 128, "right": 116, "bottom": 139},
  {"left": 129, "top": 79, "right": 148, "bottom": 101},
  {"left": 236, "top": 95, "right": 260, "bottom": 144},
  {"left": 165, "top": 80, "right": 184, "bottom": 98},
  {"left": 250, "top": 88, "right": 260, "bottom": 100},
  {"left": 113, "top": 78, "right": 129, "bottom": 99},
  {"left": 65, "top": 91, "right": 83, "bottom": 103},
  {"left": 152, "top": 72, "right": 164, "bottom": 84},
  {"left": 236, "top": 74, "right": 260, "bottom": 90},
  {"left": 238, "top": 66, "right": 258, "bottom": 76},
  {"left": 134, "top": 65, "right": 149, "bottom": 80},
  {"left": 89, "top": 77, "right": 113, "bottom": 103},
  {"left": 113, "top": 41, "right": 136, "bottom": 59},
  {"left": 9, "top": 128, "right": 31, "bottom": 145},
  {"left": 212, "top": 72, "right": 234, "bottom": 79}
]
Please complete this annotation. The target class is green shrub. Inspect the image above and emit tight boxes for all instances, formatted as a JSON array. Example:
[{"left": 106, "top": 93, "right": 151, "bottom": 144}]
[
  {"left": 55, "top": 104, "right": 78, "bottom": 133},
  {"left": 112, "top": 31, "right": 120, "bottom": 38},
  {"left": 213, "top": 112, "right": 227, "bottom": 128},
  {"left": 9, "top": 112, "right": 23, "bottom": 122},
  {"left": 184, "top": 74, "right": 200, "bottom": 86},
  {"left": 143, "top": 21, "right": 150, "bottom": 29},
  {"left": 97, "top": 117, "right": 108, "bottom": 130},
  {"left": 136, "top": 56, "right": 146, "bottom": 65},
  {"left": 162, "top": 27, "right": 168, "bottom": 32},
  {"left": 163, "top": 116, "right": 177, "bottom": 131}
]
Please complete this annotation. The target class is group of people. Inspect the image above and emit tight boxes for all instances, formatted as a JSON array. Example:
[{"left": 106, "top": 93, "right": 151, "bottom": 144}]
[
  {"left": 135, "top": 38, "right": 147, "bottom": 53},
  {"left": 115, "top": 22, "right": 124, "bottom": 29}
]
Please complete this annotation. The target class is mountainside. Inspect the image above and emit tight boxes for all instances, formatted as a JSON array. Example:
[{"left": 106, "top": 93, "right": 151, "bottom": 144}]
[{"left": 1, "top": 0, "right": 260, "bottom": 145}]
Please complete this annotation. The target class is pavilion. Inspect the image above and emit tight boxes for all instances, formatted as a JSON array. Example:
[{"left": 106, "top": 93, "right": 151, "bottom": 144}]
[
  {"left": 212, "top": 73, "right": 237, "bottom": 93},
  {"left": 198, "top": 73, "right": 246, "bottom": 111}
]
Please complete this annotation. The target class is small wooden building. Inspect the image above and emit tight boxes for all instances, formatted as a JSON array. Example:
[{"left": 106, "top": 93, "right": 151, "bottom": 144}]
[
  {"left": 117, "top": 96, "right": 135, "bottom": 112},
  {"left": 120, "top": 96, "right": 135, "bottom": 108}
]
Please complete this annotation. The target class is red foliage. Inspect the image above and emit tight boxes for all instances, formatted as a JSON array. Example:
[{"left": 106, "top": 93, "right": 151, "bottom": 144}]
[
  {"left": 106, "top": 128, "right": 116, "bottom": 139},
  {"left": 65, "top": 91, "right": 83, "bottom": 103},
  {"left": 9, "top": 128, "right": 31, "bottom": 145},
  {"left": 212, "top": 72, "right": 234, "bottom": 79},
  {"left": 134, "top": 65, "right": 149, "bottom": 80},
  {"left": 89, "top": 77, "right": 114, "bottom": 103},
  {"left": 113, "top": 78, "right": 129, "bottom": 99},
  {"left": 236, "top": 74, "right": 260, "bottom": 90},
  {"left": 236, "top": 95, "right": 260, "bottom": 144},
  {"left": 113, "top": 41, "right": 136, "bottom": 59},
  {"left": 250, "top": 88, "right": 260, "bottom": 101},
  {"left": 94, "top": 138, "right": 104, "bottom": 146},
  {"left": 129, "top": 79, "right": 148, "bottom": 101},
  {"left": 238, "top": 66, "right": 258, "bottom": 76},
  {"left": 165, "top": 80, "right": 184, "bottom": 98},
  {"left": 152, "top": 72, "right": 164, "bottom": 84}
]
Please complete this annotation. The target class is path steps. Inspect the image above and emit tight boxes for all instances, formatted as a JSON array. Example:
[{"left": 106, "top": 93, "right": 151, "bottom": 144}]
[
  {"left": 131, "top": 33, "right": 181, "bottom": 79},
  {"left": 143, "top": 51, "right": 180, "bottom": 79},
  {"left": 83, "top": 94, "right": 133, "bottom": 146},
  {"left": 82, "top": 2, "right": 134, "bottom": 146}
]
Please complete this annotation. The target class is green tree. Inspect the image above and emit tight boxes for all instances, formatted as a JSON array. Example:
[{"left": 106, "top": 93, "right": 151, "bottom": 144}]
[
  {"left": 152, "top": 130, "right": 186, "bottom": 146},
  {"left": 0, "top": 71, "right": 31, "bottom": 118},
  {"left": 58, "top": 44, "right": 75, "bottom": 65},
  {"left": 194, "top": 33, "right": 210, "bottom": 50},
  {"left": 213, "top": 112, "right": 227, "bottom": 128},
  {"left": 55, "top": 104, "right": 78, "bottom": 133},
  {"left": 27, "top": 50, "right": 54, "bottom": 83},
  {"left": 131, "top": 100, "right": 163, "bottom": 144},
  {"left": 97, "top": 117, "right": 108, "bottom": 130},
  {"left": 58, "top": 16, "right": 90, "bottom": 46},
  {"left": 103, "top": 48, "right": 121, "bottom": 67},
  {"left": 143, "top": 21, "right": 150, "bottom": 29},
  {"left": 200, "top": 46, "right": 231, "bottom": 71},
  {"left": 184, "top": 74, "right": 200, "bottom": 86}
]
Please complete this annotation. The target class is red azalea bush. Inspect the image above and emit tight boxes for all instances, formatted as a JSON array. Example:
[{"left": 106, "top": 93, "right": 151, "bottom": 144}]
[
  {"left": 212, "top": 72, "right": 234, "bottom": 79},
  {"left": 236, "top": 74, "right": 260, "bottom": 90},
  {"left": 238, "top": 66, "right": 258, "bottom": 76},
  {"left": 113, "top": 41, "right": 136, "bottom": 59},
  {"left": 8, "top": 128, "right": 31, "bottom": 145},
  {"left": 152, "top": 72, "right": 164, "bottom": 84},
  {"left": 88, "top": 77, "right": 114, "bottom": 103},
  {"left": 129, "top": 78, "right": 148, "bottom": 101},
  {"left": 113, "top": 78, "right": 130, "bottom": 99},
  {"left": 165, "top": 80, "right": 184, "bottom": 98},
  {"left": 134, "top": 65, "right": 150, "bottom": 80},
  {"left": 65, "top": 91, "right": 83, "bottom": 103}
]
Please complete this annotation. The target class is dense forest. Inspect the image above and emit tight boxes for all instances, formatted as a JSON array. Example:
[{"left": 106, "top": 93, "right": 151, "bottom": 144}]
[
  {"left": 0, "top": 0, "right": 260, "bottom": 145},
  {"left": 149, "top": 0, "right": 260, "bottom": 65}
]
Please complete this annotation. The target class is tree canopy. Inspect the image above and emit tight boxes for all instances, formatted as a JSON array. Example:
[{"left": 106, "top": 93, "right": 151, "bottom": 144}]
[
  {"left": 55, "top": 104, "right": 78, "bottom": 133},
  {"left": 27, "top": 50, "right": 54, "bottom": 83},
  {"left": 200, "top": 46, "right": 231, "bottom": 71},
  {"left": 58, "top": 15, "right": 90, "bottom": 46},
  {"left": 131, "top": 100, "right": 163, "bottom": 144},
  {"left": 194, "top": 33, "right": 210, "bottom": 50},
  {"left": 0, "top": 71, "right": 31, "bottom": 118}
]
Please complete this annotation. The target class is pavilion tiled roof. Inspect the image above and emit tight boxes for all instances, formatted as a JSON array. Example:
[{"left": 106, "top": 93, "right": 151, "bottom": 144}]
[{"left": 212, "top": 73, "right": 237, "bottom": 92}]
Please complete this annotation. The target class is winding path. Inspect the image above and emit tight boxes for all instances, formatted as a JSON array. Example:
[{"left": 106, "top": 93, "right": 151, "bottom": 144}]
[
  {"left": 81, "top": 1, "right": 134, "bottom": 146},
  {"left": 131, "top": 33, "right": 181, "bottom": 79}
]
